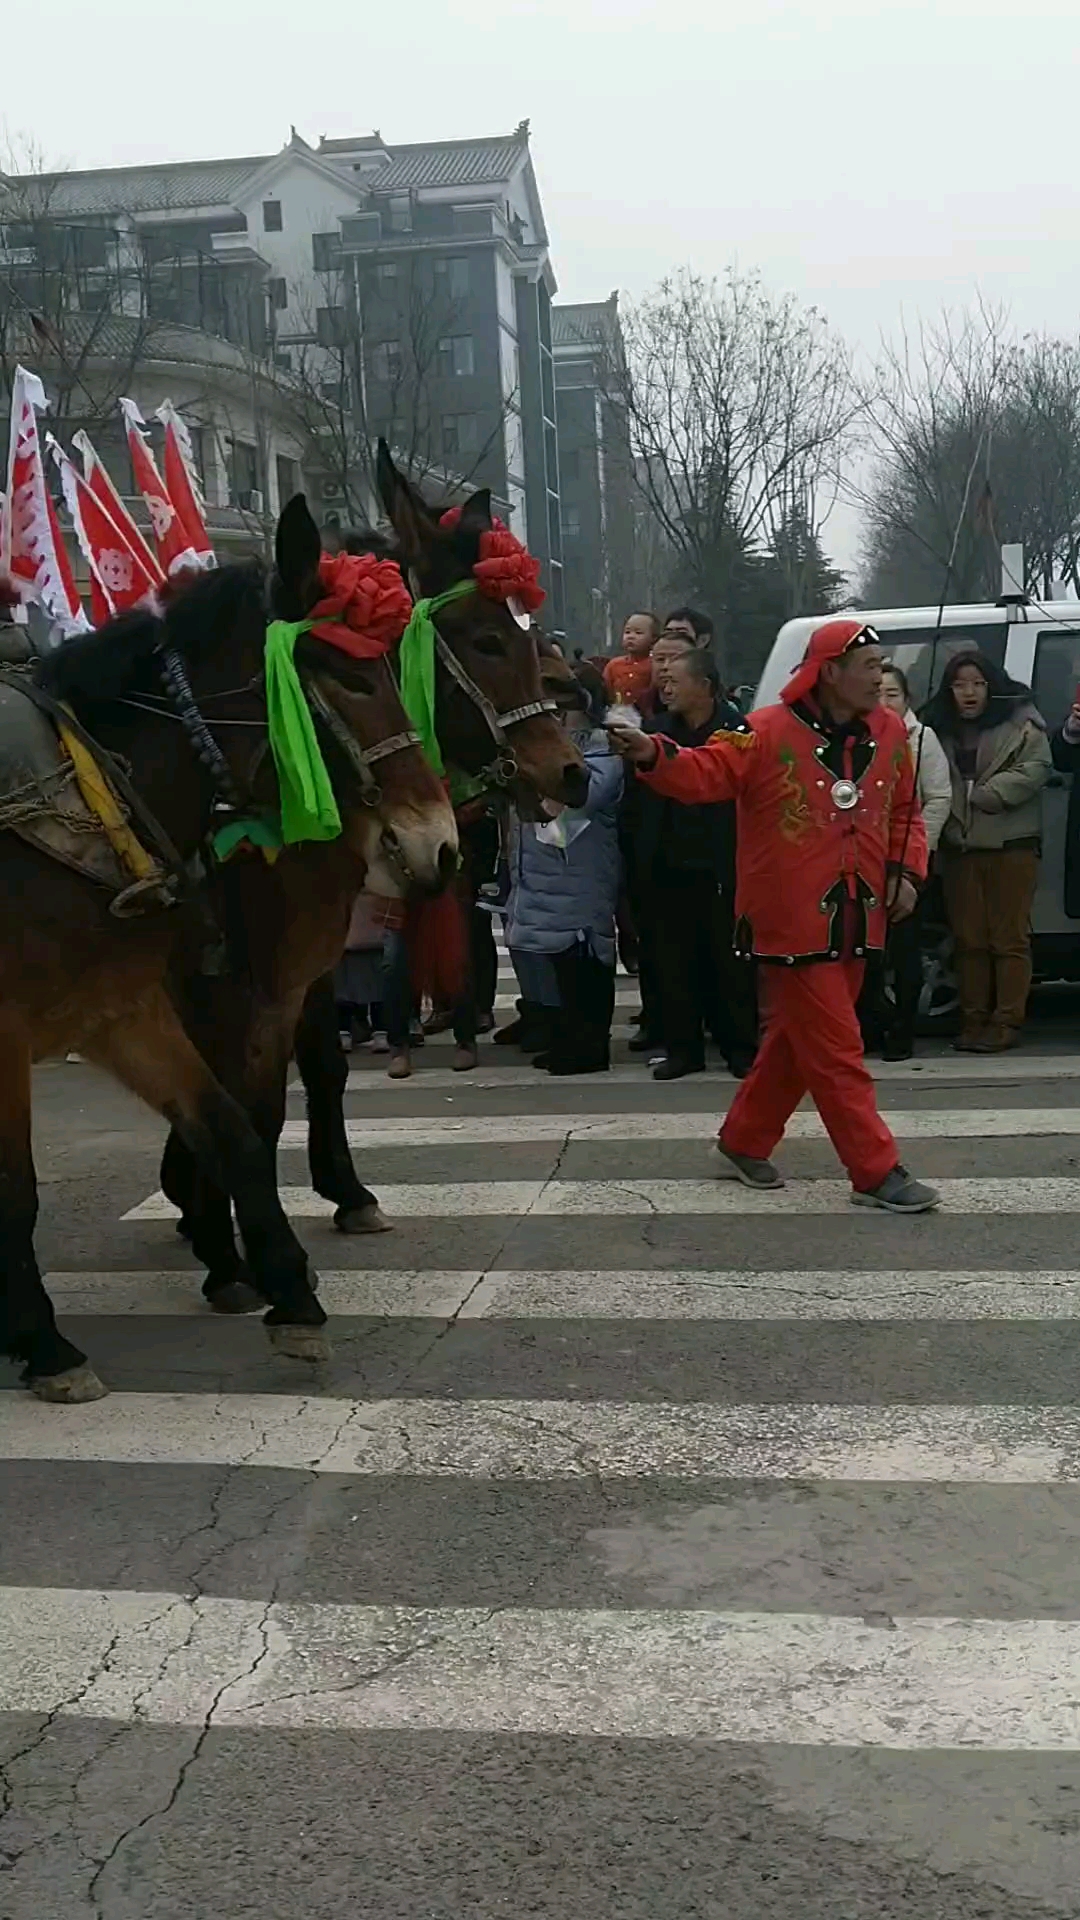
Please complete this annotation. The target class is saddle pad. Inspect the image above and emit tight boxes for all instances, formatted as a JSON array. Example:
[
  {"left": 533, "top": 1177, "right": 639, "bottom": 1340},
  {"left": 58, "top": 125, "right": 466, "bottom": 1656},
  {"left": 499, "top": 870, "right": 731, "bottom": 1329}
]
[{"left": 0, "top": 674, "right": 140, "bottom": 894}]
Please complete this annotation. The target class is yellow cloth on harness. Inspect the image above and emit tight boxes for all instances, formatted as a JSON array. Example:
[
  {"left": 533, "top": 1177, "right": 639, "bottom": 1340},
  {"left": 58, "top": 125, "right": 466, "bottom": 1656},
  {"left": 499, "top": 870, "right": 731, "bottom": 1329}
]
[{"left": 55, "top": 718, "right": 160, "bottom": 884}]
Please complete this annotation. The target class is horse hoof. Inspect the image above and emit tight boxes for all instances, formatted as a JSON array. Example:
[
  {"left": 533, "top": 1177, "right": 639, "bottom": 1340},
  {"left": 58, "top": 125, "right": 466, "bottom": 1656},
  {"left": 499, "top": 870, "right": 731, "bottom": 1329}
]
[
  {"left": 30, "top": 1363, "right": 109, "bottom": 1404},
  {"left": 265, "top": 1322, "right": 331, "bottom": 1363},
  {"left": 334, "top": 1204, "right": 393, "bottom": 1235},
  {"left": 205, "top": 1279, "right": 262, "bottom": 1315}
]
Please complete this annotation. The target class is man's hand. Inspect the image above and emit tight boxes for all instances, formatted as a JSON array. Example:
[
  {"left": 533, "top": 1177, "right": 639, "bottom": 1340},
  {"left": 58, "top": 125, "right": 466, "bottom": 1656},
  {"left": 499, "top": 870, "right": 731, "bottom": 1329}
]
[
  {"left": 606, "top": 724, "right": 659, "bottom": 770},
  {"left": 886, "top": 875, "right": 918, "bottom": 923}
]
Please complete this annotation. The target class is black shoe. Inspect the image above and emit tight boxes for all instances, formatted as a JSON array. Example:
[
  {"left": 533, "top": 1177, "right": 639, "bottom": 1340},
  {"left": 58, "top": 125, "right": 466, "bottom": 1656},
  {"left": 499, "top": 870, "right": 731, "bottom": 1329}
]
[
  {"left": 548, "top": 1052, "right": 610, "bottom": 1076},
  {"left": 726, "top": 1050, "right": 757, "bottom": 1080},
  {"left": 881, "top": 1030, "right": 914, "bottom": 1062},
  {"left": 628, "top": 1030, "right": 664, "bottom": 1053},
  {"left": 652, "top": 1054, "right": 706, "bottom": 1082}
]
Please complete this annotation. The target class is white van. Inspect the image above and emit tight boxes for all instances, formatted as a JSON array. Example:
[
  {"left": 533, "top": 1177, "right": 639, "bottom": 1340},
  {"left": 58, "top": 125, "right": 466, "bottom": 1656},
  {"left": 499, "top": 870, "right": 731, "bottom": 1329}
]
[{"left": 756, "top": 601, "right": 1080, "bottom": 1026}]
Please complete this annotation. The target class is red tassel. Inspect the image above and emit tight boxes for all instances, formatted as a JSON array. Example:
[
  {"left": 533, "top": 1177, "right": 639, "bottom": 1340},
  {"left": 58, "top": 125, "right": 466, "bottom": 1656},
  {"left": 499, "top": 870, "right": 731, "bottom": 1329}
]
[{"left": 405, "top": 887, "right": 468, "bottom": 1003}]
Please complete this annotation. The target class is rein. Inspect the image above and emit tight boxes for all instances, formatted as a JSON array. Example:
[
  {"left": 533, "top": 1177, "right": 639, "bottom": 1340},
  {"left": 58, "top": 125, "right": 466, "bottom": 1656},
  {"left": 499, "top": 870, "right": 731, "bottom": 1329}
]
[{"left": 398, "top": 577, "right": 557, "bottom": 790}]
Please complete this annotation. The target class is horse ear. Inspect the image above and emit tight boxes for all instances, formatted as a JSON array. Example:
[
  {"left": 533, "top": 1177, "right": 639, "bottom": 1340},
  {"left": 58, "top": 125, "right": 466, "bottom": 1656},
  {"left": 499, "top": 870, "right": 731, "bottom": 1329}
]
[
  {"left": 376, "top": 438, "right": 438, "bottom": 563},
  {"left": 456, "top": 488, "right": 492, "bottom": 541},
  {"left": 275, "top": 493, "right": 322, "bottom": 604}
]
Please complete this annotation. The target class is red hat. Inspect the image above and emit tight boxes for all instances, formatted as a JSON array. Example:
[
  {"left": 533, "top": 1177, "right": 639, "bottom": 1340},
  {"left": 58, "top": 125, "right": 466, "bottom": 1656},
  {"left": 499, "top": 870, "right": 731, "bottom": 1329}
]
[{"left": 781, "top": 618, "right": 880, "bottom": 706}]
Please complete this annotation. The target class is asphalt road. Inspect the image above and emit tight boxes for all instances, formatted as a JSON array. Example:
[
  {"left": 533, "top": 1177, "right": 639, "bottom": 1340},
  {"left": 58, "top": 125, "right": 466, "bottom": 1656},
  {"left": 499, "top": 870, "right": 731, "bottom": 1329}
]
[{"left": 5, "top": 973, "right": 1080, "bottom": 1918}]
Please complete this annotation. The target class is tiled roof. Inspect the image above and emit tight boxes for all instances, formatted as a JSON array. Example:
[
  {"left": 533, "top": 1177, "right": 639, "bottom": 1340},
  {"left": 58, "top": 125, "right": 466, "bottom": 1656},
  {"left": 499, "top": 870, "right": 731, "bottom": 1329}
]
[
  {"left": 317, "top": 130, "right": 528, "bottom": 191},
  {"left": 17, "top": 158, "right": 269, "bottom": 218},
  {"left": 552, "top": 298, "right": 619, "bottom": 351}
]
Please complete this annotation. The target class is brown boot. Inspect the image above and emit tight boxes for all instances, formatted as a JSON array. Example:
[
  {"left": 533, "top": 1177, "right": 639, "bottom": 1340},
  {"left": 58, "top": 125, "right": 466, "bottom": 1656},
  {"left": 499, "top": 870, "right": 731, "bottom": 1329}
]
[
  {"left": 971, "top": 1025, "right": 1022, "bottom": 1053},
  {"left": 952, "top": 1028, "right": 987, "bottom": 1052},
  {"left": 387, "top": 1048, "right": 412, "bottom": 1079}
]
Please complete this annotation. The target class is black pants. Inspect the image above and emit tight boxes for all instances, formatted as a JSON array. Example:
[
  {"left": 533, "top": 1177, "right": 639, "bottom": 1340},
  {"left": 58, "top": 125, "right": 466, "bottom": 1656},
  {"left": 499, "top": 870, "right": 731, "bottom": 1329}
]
[
  {"left": 624, "top": 871, "right": 663, "bottom": 1039},
  {"left": 860, "top": 893, "right": 926, "bottom": 1048},
  {"left": 647, "top": 870, "right": 758, "bottom": 1066},
  {"left": 548, "top": 939, "right": 616, "bottom": 1072},
  {"left": 471, "top": 905, "right": 498, "bottom": 1019}
]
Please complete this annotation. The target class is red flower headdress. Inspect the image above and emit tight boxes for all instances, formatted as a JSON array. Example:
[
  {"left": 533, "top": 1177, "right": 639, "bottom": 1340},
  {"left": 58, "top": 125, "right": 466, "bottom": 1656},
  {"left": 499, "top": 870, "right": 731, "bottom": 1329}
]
[
  {"left": 308, "top": 550, "right": 414, "bottom": 657},
  {"left": 439, "top": 508, "right": 545, "bottom": 619}
]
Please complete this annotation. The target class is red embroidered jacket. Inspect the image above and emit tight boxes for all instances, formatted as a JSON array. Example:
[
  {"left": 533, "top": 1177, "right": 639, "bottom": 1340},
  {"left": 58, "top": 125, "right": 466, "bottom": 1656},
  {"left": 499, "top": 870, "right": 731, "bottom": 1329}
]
[{"left": 637, "top": 701, "right": 928, "bottom": 962}]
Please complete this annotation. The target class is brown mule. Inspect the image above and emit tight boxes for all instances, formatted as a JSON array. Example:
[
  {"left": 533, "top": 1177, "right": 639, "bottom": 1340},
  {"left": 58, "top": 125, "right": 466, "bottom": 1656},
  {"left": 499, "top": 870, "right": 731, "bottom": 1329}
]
[
  {"left": 160, "top": 450, "right": 588, "bottom": 1305},
  {"left": 0, "top": 494, "right": 456, "bottom": 1399}
]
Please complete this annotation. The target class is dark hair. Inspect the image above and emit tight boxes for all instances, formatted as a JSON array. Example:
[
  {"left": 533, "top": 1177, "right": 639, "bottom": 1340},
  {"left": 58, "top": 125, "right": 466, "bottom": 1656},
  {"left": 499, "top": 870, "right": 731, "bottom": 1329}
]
[
  {"left": 625, "top": 610, "right": 660, "bottom": 636},
  {"left": 881, "top": 661, "right": 909, "bottom": 701},
  {"left": 663, "top": 605, "right": 713, "bottom": 641},
  {"left": 922, "top": 648, "right": 1032, "bottom": 738},
  {"left": 670, "top": 647, "right": 721, "bottom": 696}
]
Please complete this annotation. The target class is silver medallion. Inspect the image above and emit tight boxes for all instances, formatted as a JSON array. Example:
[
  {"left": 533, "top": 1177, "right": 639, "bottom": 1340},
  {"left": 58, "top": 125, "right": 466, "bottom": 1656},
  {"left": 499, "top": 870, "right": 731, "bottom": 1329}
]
[{"left": 831, "top": 778, "right": 859, "bottom": 811}]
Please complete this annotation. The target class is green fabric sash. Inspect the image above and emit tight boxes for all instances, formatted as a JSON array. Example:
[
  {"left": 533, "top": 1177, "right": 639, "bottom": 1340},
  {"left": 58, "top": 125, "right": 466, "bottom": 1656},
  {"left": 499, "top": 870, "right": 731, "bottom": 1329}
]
[
  {"left": 397, "top": 577, "right": 476, "bottom": 777},
  {"left": 212, "top": 615, "right": 341, "bottom": 863}
]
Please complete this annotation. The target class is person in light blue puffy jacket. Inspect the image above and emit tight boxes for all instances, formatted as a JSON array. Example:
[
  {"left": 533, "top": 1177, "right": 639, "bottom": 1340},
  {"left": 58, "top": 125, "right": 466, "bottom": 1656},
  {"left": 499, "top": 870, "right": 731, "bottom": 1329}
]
[{"left": 505, "top": 665, "right": 624, "bottom": 1074}]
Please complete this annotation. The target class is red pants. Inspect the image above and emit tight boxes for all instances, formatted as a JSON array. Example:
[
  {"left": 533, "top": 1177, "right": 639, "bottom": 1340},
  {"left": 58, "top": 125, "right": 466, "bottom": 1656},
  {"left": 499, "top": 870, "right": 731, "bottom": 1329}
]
[{"left": 720, "top": 958, "right": 899, "bottom": 1192}]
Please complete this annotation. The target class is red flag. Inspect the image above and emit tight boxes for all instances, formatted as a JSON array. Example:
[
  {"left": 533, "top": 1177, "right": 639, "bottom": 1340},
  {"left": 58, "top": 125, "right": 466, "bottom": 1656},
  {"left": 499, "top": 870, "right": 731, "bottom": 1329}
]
[
  {"left": 119, "top": 396, "right": 201, "bottom": 577},
  {"left": 0, "top": 365, "right": 88, "bottom": 635},
  {"left": 72, "top": 429, "right": 165, "bottom": 588},
  {"left": 47, "top": 435, "right": 161, "bottom": 619},
  {"left": 156, "top": 400, "right": 214, "bottom": 567}
]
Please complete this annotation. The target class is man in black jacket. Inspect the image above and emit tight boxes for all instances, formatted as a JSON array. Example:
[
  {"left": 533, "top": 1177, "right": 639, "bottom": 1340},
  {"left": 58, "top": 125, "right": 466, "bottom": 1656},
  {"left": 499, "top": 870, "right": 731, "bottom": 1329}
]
[{"left": 625, "top": 649, "right": 758, "bottom": 1080}]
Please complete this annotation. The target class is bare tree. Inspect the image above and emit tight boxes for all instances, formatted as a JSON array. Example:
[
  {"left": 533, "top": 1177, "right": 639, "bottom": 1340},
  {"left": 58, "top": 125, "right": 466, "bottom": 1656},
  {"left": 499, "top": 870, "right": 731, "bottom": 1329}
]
[
  {"left": 855, "top": 305, "right": 1015, "bottom": 606},
  {"left": 603, "top": 267, "right": 857, "bottom": 662}
]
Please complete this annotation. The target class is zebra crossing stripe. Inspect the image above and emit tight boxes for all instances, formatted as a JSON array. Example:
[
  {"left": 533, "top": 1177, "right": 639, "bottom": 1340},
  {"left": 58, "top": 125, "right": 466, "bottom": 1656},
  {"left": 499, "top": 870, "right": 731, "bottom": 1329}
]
[
  {"left": 274, "top": 1109, "right": 1080, "bottom": 1147},
  {"left": 121, "top": 1176, "right": 1080, "bottom": 1221},
  {"left": 3, "top": 1586, "right": 1080, "bottom": 1747},
  {"left": 3, "top": 1395, "right": 1075, "bottom": 1479},
  {"left": 41, "top": 1267, "right": 1080, "bottom": 1319}
]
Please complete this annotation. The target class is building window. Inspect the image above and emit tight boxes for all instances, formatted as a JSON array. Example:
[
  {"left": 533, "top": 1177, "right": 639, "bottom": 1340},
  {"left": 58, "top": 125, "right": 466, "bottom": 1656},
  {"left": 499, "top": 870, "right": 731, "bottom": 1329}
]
[
  {"left": 312, "top": 231, "right": 338, "bottom": 274},
  {"left": 438, "top": 334, "right": 475, "bottom": 378},
  {"left": 376, "top": 261, "right": 398, "bottom": 289},
  {"left": 269, "top": 277, "right": 288, "bottom": 310},
  {"left": 561, "top": 448, "right": 580, "bottom": 483},
  {"left": 227, "top": 438, "right": 260, "bottom": 507},
  {"left": 562, "top": 505, "right": 582, "bottom": 541},
  {"left": 274, "top": 349, "right": 293, "bottom": 373},
  {"left": 372, "top": 340, "right": 402, "bottom": 383},
  {"left": 262, "top": 200, "right": 283, "bottom": 232},
  {"left": 276, "top": 454, "right": 300, "bottom": 506},
  {"left": 386, "top": 195, "right": 412, "bottom": 233},
  {"left": 435, "top": 255, "right": 471, "bottom": 301},
  {"left": 442, "top": 414, "right": 480, "bottom": 461},
  {"left": 316, "top": 305, "right": 347, "bottom": 348}
]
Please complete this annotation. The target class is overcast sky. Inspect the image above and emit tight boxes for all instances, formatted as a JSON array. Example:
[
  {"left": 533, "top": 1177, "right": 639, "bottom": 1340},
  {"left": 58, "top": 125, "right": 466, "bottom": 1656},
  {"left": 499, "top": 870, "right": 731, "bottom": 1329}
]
[{"left": 8, "top": 0, "right": 1080, "bottom": 574}]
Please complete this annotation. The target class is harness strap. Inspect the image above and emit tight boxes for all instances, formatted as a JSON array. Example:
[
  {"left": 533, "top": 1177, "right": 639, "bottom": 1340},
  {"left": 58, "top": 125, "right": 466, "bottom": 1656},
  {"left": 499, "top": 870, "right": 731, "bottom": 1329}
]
[{"left": 1, "top": 672, "right": 188, "bottom": 895}]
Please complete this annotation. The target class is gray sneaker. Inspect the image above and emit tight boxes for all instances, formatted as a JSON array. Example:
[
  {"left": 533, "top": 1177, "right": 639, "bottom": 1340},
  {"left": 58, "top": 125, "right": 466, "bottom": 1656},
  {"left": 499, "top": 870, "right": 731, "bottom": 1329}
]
[
  {"left": 716, "top": 1143, "right": 785, "bottom": 1190},
  {"left": 851, "top": 1166, "right": 940, "bottom": 1214}
]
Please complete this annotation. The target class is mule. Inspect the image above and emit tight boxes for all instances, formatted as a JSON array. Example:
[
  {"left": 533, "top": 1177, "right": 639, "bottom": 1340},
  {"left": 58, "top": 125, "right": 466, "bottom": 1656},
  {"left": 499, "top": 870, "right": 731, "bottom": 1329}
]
[
  {"left": 160, "top": 449, "right": 588, "bottom": 1306},
  {"left": 0, "top": 494, "right": 457, "bottom": 1399}
]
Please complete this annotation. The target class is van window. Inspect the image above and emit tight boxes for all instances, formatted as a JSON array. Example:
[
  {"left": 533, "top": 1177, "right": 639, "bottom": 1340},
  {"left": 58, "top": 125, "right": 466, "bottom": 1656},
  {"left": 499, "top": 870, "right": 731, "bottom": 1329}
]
[
  {"left": 1031, "top": 628, "right": 1080, "bottom": 731},
  {"left": 879, "top": 623, "right": 1007, "bottom": 711}
]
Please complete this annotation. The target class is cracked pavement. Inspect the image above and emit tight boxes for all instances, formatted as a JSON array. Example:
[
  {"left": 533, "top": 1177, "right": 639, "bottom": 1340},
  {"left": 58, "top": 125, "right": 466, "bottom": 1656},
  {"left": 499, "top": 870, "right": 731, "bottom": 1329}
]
[{"left": 6, "top": 1050, "right": 1080, "bottom": 1914}]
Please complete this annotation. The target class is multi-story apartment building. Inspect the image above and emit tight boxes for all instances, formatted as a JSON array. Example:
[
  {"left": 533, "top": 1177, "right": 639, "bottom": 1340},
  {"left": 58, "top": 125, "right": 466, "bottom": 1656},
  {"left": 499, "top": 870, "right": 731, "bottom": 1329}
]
[
  {"left": 552, "top": 295, "right": 633, "bottom": 652},
  {"left": 1, "top": 124, "right": 565, "bottom": 621}
]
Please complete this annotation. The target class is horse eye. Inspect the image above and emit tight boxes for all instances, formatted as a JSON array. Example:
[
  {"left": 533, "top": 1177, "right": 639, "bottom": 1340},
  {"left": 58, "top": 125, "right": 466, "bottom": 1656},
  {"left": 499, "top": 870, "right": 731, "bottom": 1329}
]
[{"left": 472, "top": 633, "right": 507, "bottom": 658}]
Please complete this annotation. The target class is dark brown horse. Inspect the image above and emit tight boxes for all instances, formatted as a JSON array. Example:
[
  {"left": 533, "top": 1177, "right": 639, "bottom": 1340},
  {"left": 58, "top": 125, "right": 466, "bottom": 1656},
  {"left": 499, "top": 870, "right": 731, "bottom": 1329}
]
[
  {"left": 1, "top": 494, "right": 457, "bottom": 1400},
  {"left": 158, "top": 450, "right": 587, "bottom": 1307}
]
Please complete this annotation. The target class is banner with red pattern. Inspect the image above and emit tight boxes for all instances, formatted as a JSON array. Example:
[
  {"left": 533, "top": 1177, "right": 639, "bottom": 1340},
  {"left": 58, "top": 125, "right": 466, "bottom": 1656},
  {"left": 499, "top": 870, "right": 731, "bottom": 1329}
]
[
  {"left": 0, "top": 365, "right": 88, "bottom": 635},
  {"left": 119, "top": 397, "right": 202, "bottom": 578}
]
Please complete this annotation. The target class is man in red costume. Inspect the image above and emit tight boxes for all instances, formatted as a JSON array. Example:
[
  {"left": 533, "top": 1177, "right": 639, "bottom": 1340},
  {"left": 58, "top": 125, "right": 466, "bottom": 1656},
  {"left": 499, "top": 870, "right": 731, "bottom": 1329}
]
[{"left": 610, "top": 618, "right": 939, "bottom": 1212}]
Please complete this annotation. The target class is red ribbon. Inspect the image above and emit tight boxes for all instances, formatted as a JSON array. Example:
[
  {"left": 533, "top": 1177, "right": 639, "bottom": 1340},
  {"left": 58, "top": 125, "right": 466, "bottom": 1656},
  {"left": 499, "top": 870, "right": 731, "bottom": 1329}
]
[
  {"left": 440, "top": 509, "right": 545, "bottom": 613},
  {"left": 308, "top": 551, "right": 414, "bottom": 657}
]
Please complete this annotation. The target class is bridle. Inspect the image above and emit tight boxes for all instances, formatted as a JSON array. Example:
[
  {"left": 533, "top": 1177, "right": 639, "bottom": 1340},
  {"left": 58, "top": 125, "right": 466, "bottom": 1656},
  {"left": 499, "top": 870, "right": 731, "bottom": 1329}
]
[
  {"left": 430, "top": 628, "right": 557, "bottom": 789},
  {"left": 139, "top": 633, "right": 429, "bottom": 884}
]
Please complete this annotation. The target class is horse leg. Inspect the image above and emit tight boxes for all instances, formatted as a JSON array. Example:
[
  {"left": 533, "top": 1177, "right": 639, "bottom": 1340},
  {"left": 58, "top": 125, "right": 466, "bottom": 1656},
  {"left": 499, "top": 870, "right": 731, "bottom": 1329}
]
[
  {"left": 160, "top": 1128, "right": 262, "bottom": 1315},
  {"left": 0, "top": 1014, "right": 105, "bottom": 1402},
  {"left": 89, "top": 986, "right": 328, "bottom": 1361},
  {"left": 294, "top": 973, "right": 390, "bottom": 1234}
]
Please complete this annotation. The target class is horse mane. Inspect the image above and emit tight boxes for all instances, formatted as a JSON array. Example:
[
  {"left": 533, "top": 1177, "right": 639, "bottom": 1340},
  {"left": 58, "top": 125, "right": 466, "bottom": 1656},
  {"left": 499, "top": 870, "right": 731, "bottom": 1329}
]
[{"left": 38, "top": 560, "right": 266, "bottom": 706}]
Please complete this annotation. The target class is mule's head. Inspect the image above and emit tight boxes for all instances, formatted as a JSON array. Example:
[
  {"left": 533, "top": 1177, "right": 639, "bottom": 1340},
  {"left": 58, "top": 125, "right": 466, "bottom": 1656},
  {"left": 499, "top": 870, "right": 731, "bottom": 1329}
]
[
  {"left": 376, "top": 443, "right": 588, "bottom": 810},
  {"left": 274, "top": 494, "right": 457, "bottom": 895}
]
